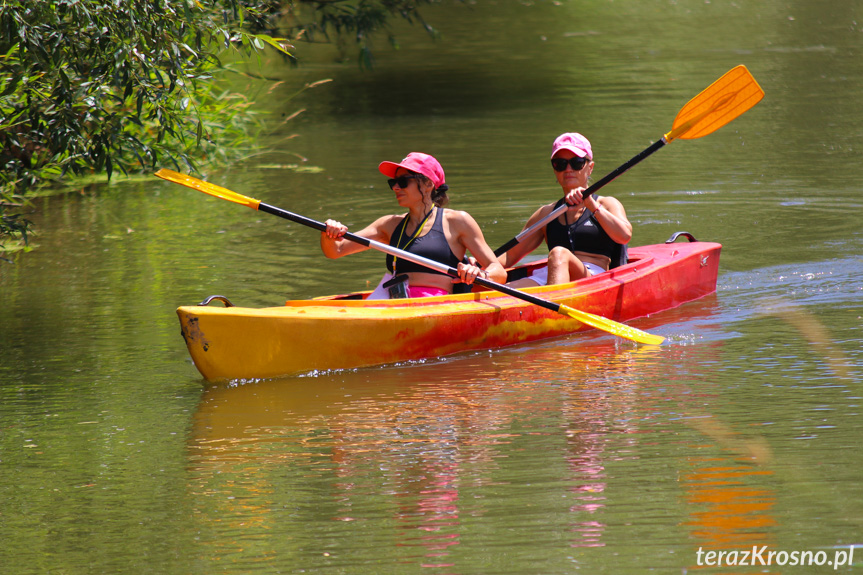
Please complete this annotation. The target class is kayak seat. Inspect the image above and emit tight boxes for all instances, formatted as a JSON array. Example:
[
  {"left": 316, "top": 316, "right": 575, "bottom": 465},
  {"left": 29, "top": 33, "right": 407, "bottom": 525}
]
[{"left": 502, "top": 242, "right": 629, "bottom": 283}]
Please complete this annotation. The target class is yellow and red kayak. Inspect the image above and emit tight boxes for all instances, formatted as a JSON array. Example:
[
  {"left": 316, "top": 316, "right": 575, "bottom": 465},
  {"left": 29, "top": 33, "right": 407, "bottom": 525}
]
[{"left": 177, "top": 236, "right": 720, "bottom": 381}]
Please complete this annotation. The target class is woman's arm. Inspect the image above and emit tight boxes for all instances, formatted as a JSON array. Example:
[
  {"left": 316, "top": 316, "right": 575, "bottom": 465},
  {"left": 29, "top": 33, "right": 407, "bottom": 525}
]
[
  {"left": 496, "top": 204, "right": 554, "bottom": 268},
  {"left": 565, "top": 189, "right": 632, "bottom": 245},
  {"left": 448, "top": 210, "right": 507, "bottom": 284},
  {"left": 585, "top": 195, "right": 632, "bottom": 245}
]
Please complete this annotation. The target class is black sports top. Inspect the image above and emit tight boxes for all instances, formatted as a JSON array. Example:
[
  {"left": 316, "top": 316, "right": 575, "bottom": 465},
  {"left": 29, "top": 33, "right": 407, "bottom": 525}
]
[
  {"left": 545, "top": 198, "right": 627, "bottom": 267},
  {"left": 386, "top": 208, "right": 461, "bottom": 275}
]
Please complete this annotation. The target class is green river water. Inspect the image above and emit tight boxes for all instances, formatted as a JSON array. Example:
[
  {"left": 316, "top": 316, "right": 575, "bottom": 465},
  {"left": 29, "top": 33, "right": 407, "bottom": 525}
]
[{"left": 1, "top": 1, "right": 862, "bottom": 573}]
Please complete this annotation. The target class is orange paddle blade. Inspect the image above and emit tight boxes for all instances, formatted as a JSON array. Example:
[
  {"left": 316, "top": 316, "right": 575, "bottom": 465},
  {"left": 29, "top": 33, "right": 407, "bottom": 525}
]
[
  {"left": 154, "top": 168, "right": 262, "bottom": 210},
  {"left": 665, "top": 65, "right": 764, "bottom": 142}
]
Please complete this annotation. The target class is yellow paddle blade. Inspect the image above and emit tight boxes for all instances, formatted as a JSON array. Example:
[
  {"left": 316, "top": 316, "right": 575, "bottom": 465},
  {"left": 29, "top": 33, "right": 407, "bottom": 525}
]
[
  {"left": 560, "top": 304, "right": 665, "bottom": 345},
  {"left": 155, "top": 169, "right": 262, "bottom": 210},
  {"left": 665, "top": 65, "right": 764, "bottom": 142}
]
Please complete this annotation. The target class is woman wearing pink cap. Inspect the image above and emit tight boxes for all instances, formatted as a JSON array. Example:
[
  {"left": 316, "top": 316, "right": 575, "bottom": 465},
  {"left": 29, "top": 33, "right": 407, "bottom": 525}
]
[
  {"left": 321, "top": 152, "right": 506, "bottom": 299},
  {"left": 500, "top": 133, "right": 632, "bottom": 286}
]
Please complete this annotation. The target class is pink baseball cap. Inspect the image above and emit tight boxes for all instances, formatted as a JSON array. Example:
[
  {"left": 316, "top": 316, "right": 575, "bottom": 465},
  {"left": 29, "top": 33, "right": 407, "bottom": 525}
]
[
  {"left": 550, "top": 132, "right": 592, "bottom": 159},
  {"left": 379, "top": 152, "right": 446, "bottom": 189}
]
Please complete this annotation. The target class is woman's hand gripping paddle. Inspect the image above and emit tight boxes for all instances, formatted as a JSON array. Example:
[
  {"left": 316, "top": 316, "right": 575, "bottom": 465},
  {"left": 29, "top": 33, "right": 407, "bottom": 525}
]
[{"left": 155, "top": 169, "right": 665, "bottom": 345}]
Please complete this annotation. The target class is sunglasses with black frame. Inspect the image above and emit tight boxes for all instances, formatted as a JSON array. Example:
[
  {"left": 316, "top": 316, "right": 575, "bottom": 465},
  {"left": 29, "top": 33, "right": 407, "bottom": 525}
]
[
  {"left": 387, "top": 174, "right": 420, "bottom": 190},
  {"left": 551, "top": 156, "right": 589, "bottom": 172}
]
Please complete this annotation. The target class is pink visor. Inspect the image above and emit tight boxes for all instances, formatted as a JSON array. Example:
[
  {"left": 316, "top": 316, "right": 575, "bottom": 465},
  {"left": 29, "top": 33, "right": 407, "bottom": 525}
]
[
  {"left": 379, "top": 152, "right": 446, "bottom": 189},
  {"left": 550, "top": 132, "right": 593, "bottom": 159}
]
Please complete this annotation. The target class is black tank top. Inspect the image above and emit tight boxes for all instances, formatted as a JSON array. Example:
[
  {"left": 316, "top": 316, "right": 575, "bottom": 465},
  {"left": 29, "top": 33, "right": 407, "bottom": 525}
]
[
  {"left": 386, "top": 208, "right": 461, "bottom": 275},
  {"left": 546, "top": 198, "right": 627, "bottom": 268}
]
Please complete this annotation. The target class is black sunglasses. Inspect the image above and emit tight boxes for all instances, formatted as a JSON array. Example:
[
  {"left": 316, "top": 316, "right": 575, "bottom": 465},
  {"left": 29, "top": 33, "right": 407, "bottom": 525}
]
[
  {"left": 387, "top": 174, "right": 419, "bottom": 190},
  {"left": 551, "top": 156, "right": 589, "bottom": 172}
]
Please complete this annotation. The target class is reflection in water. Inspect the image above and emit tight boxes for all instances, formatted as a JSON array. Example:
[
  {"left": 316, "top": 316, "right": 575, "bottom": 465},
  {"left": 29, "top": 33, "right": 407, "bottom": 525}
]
[
  {"left": 186, "top": 339, "right": 664, "bottom": 568},
  {"left": 564, "top": 408, "right": 610, "bottom": 549},
  {"left": 182, "top": 289, "right": 860, "bottom": 571},
  {"left": 683, "top": 457, "right": 776, "bottom": 550},
  {"left": 654, "top": 343, "right": 778, "bottom": 570}
]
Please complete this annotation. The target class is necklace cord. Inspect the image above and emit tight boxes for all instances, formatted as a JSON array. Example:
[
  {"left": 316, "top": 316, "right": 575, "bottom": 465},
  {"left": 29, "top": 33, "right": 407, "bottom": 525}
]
[{"left": 392, "top": 207, "right": 435, "bottom": 275}]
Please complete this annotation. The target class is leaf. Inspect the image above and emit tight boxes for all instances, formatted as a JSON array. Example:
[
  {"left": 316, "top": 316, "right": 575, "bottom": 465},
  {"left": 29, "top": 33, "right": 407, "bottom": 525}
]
[
  {"left": 0, "top": 75, "right": 20, "bottom": 98},
  {"left": 253, "top": 34, "right": 294, "bottom": 57}
]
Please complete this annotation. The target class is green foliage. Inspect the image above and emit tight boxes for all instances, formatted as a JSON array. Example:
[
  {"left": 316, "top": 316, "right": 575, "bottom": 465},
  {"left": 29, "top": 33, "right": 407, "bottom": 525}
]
[
  {"left": 0, "top": 0, "right": 292, "bottom": 244},
  {"left": 285, "top": 0, "right": 444, "bottom": 69}
]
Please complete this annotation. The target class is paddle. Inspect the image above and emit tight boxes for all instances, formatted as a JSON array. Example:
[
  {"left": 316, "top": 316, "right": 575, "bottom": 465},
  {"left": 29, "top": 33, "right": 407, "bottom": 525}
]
[
  {"left": 155, "top": 168, "right": 664, "bottom": 345},
  {"left": 494, "top": 65, "right": 764, "bottom": 257}
]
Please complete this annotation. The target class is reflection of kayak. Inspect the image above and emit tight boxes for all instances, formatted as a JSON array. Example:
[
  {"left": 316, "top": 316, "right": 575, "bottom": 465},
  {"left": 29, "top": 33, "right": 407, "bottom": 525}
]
[
  {"left": 178, "top": 235, "right": 720, "bottom": 381},
  {"left": 189, "top": 339, "right": 655, "bottom": 456}
]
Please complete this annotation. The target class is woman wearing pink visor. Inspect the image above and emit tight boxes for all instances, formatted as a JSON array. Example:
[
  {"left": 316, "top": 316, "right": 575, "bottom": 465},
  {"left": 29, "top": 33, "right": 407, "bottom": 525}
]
[
  {"left": 321, "top": 152, "right": 505, "bottom": 299},
  {"left": 499, "top": 133, "right": 632, "bottom": 286}
]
